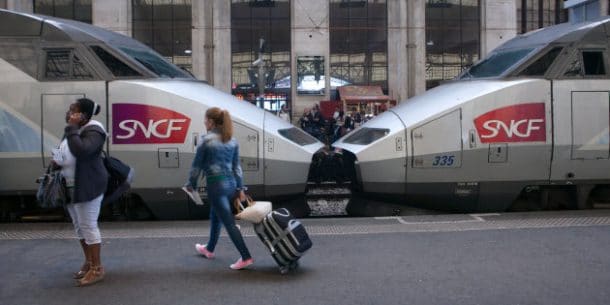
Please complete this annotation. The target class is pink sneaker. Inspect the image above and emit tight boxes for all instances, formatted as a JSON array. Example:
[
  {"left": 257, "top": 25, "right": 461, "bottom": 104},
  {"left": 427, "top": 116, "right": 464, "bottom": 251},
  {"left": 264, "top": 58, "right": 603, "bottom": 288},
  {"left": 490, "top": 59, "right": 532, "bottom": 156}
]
[
  {"left": 230, "top": 258, "right": 254, "bottom": 270},
  {"left": 195, "top": 243, "right": 215, "bottom": 259}
]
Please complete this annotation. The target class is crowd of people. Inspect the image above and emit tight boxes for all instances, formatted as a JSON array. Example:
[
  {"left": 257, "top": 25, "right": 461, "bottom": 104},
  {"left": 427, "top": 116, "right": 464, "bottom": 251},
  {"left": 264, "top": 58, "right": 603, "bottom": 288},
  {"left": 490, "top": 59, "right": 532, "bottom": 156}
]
[{"left": 297, "top": 104, "right": 367, "bottom": 144}]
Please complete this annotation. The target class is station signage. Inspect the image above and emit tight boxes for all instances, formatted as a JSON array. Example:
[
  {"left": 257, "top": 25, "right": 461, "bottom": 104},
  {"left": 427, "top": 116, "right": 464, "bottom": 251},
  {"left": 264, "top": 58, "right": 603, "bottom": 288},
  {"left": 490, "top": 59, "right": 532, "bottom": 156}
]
[
  {"left": 474, "top": 103, "right": 546, "bottom": 143},
  {"left": 112, "top": 103, "right": 191, "bottom": 144}
]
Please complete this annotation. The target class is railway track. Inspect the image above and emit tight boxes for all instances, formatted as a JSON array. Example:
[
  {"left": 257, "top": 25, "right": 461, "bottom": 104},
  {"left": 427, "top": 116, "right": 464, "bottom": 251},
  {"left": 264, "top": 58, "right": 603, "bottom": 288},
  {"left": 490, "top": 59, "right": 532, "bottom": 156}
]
[{"left": 305, "top": 181, "right": 352, "bottom": 217}]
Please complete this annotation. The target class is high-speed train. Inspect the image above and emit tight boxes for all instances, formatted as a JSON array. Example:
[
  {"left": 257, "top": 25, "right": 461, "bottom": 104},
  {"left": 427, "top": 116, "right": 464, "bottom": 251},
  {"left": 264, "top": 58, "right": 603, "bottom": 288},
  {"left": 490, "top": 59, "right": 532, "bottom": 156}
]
[
  {"left": 334, "top": 17, "right": 610, "bottom": 213},
  {"left": 0, "top": 9, "right": 323, "bottom": 220}
]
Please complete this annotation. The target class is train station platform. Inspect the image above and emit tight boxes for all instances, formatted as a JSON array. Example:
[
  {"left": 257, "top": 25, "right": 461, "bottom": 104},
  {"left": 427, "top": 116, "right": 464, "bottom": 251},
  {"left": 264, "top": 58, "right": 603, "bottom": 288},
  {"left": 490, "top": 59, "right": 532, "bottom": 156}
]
[{"left": 1, "top": 209, "right": 610, "bottom": 305}]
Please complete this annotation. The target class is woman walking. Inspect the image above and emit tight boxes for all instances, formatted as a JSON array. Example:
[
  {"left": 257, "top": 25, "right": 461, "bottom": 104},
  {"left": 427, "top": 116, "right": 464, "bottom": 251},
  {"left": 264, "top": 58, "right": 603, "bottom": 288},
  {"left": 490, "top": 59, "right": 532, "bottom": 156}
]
[
  {"left": 55, "top": 98, "right": 108, "bottom": 286},
  {"left": 184, "top": 107, "right": 254, "bottom": 270}
]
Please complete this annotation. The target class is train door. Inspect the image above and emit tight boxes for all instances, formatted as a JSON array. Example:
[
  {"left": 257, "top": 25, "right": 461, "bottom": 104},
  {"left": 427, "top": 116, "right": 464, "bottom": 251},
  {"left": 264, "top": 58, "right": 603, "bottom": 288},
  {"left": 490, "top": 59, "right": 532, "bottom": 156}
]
[
  {"left": 410, "top": 109, "right": 470, "bottom": 210},
  {"left": 35, "top": 45, "right": 107, "bottom": 165},
  {"left": 39, "top": 84, "right": 107, "bottom": 167},
  {"left": 233, "top": 122, "right": 263, "bottom": 195},
  {"left": 551, "top": 82, "right": 610, "bottom": 181},
  {"left": 40, "top": 93, "right": 84, "bottom": 167},
  {"left": 262, "top": 111, "right": 315, "bottom": 198}
]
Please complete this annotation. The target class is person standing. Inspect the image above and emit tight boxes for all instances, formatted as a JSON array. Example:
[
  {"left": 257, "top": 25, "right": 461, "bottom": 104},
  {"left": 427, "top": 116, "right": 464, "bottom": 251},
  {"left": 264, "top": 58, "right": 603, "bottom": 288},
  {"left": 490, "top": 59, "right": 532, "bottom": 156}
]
[
  {"left": 60, "top": 98, "right": 108, "bottom": 286},
  {"left": 278, "top": 104, "right": 291, "bottom": 122},
  {"left": 185, "top": 107, "right": 254, "bottom": 270}
]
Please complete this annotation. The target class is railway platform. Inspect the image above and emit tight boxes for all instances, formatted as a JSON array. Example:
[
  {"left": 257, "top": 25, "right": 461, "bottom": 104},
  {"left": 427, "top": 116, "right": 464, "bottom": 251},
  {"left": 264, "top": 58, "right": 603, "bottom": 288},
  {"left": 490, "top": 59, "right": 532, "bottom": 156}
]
[{"left": 1, "top": 209, "right": 610, "bottom": 305}]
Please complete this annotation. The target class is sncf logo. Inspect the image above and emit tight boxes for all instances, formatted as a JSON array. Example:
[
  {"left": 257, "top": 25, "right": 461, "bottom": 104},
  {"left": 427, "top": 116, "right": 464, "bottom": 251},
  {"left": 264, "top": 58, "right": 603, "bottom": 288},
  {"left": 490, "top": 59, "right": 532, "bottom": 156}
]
[
  {"left": 112, "top": 103, "right": 191, "bottom": 144},
  {"left": 474, "top": 103, "right": 546, "bottom": 143}
]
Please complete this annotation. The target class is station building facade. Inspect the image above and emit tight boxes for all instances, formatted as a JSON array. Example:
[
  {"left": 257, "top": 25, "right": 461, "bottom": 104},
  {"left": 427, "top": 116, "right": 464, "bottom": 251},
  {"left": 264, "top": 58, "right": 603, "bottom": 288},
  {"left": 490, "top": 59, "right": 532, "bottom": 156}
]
[{"left": 2, "top": 0, "right": 608, "bottom": 121}]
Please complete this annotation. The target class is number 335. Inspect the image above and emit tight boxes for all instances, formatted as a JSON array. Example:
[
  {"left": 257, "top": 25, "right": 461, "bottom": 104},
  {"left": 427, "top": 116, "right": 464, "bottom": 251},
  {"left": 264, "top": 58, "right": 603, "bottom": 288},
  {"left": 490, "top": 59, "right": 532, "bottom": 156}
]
[{"left": 432, "top": 155, "right": 454, "bottom": 166}]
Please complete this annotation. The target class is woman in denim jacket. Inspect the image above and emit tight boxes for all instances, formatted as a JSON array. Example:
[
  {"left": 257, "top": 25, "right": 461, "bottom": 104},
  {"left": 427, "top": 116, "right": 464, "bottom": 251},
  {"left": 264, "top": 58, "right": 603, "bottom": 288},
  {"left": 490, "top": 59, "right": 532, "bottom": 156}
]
[{"left": 185, "top": 107, "right": 253, "bottom": 270}]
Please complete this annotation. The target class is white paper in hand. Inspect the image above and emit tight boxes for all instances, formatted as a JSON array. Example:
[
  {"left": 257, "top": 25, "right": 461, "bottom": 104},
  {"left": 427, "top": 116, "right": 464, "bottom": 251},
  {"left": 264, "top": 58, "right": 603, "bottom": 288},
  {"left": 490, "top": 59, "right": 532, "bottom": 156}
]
[{"left": 182, "top": 186, "right": 204, "bottom": 206}]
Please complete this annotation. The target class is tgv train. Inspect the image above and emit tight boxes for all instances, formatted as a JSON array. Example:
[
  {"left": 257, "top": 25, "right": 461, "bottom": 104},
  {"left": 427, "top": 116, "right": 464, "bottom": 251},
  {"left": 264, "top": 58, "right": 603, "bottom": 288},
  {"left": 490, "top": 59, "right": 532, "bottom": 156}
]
[
  {"left": 0, "top": 9, "right": 323, "bottom": 220},
  {"left": 334, "top": 17, "right": 610, "bottom": 212}
]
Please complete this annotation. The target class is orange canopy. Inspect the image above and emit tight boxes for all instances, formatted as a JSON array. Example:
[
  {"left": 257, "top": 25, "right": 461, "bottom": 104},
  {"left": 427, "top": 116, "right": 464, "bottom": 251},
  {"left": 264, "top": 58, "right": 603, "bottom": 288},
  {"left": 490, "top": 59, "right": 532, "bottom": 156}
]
[{"left": 337, "top": 85, "right": 391, "bottom": 103}]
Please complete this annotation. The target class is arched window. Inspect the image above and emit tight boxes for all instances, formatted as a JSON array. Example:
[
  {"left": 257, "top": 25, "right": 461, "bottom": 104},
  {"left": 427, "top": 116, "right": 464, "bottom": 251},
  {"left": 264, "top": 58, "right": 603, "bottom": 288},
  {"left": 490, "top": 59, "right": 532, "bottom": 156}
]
[
  {"left": 132, "top": 0, "right": 192, "bottom": 72},
  {"left": 517, "top": 0, "right": 567, "bottom": 34},
  {"left": 33, "top": 0, "right": 92, "bottom": 24},
  {"left": 231, "top": 0, "right": 291, "bottom": 112},
  {"left": 426, "top": 0, "right": 480, "bottom": 89},
  {"left": 329, "top": 0, "right": 388, "bottom": 91}
]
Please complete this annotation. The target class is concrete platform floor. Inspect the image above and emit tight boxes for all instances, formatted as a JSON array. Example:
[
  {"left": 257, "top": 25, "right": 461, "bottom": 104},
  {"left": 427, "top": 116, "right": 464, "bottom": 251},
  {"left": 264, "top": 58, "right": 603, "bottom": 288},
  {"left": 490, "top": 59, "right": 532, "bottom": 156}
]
[{"left": 1, "top": 209, "right": 609, "bottom": 305}]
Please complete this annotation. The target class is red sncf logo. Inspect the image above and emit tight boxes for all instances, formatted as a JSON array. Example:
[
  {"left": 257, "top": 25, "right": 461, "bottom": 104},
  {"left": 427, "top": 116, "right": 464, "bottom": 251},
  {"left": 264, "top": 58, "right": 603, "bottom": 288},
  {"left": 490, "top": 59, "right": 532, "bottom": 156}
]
[
  {"left": 112, "top": 103, "right": 191, "bottom": 144},
  {"left": 474, "top": 103, "right": 546, "bottom": 143}
]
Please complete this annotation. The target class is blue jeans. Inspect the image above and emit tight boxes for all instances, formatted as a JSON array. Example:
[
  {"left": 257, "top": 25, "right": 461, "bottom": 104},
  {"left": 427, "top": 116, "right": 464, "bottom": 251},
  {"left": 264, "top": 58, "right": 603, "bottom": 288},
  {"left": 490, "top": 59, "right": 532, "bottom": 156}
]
[{"left": 205, "top": 178, "right": 251, "bottom": 260}]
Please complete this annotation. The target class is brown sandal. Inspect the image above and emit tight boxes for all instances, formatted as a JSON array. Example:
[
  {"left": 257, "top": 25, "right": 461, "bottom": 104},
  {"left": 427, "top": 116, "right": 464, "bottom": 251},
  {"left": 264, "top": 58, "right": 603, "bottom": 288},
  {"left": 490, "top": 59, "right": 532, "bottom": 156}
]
[
  {"left": 73, "top": 261, "right": 91, "bottom": 279},
  {"left": 77, "top": 265, "right": 104, "bottom": 287}
]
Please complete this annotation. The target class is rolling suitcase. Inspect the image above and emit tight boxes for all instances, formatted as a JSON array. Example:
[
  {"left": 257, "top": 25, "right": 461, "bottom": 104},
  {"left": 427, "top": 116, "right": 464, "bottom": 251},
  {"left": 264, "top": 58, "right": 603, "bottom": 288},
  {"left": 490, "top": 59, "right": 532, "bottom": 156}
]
[{"left": 253, "top": 208, "right": 312, "bottom": 274}]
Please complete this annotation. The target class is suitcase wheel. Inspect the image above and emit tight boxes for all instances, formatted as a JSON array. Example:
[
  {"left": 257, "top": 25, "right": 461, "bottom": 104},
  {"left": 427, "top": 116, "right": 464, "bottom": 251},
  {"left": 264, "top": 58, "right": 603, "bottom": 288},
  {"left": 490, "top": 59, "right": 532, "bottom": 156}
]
[
  {"left": 289, "top": 261, "right": 299, "bottom": 270},
  {"left": 279, "top": 266, "right": 289, "bottom": 274}
]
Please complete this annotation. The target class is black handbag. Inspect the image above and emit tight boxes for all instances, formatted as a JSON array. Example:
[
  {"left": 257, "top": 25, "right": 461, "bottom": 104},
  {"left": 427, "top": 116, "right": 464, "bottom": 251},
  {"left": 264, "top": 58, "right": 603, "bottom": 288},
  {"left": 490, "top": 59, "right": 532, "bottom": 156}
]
[
  {"left": 36, "top": 167, "right": 69, "bottom": 208},
  {"left": 102, "top": 151, "right": 132, "bottom": 197}
]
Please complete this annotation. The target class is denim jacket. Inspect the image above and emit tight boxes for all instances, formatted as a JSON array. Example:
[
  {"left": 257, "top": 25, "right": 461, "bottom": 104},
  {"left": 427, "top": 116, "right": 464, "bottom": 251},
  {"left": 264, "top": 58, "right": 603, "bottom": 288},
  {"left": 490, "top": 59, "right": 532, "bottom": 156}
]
[{"left": 186, "top": 129, "right": 244, "bottom": 190}]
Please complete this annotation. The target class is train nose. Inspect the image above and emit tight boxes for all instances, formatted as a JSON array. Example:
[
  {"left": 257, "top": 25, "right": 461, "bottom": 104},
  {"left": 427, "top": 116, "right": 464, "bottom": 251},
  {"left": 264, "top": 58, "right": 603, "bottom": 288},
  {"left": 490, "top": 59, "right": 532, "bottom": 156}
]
[{"left": 307, "top": 146, "right": 358, "bottom": 186}]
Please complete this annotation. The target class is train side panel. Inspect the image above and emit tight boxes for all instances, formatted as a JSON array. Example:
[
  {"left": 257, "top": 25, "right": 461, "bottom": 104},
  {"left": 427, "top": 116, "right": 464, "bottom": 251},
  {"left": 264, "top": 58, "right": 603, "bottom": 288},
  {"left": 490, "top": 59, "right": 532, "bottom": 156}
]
[
  {"left": 107, "top": 81, "right": 266, "bottom": 219},
  {"left": 551, "top": 79, "right": 610, "bottom": 182}
]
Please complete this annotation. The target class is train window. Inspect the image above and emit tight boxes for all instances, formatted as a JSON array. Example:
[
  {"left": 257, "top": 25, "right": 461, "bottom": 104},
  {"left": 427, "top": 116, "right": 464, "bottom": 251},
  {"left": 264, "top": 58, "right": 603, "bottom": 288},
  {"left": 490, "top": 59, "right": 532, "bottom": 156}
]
[
  {"left": 343, "top": 127, "right": 389, "bottom": 145},
  {"left": 45, "top": 50, "right": 70, "bottom": 78},
  {"left": 118, "top": 46, "right": 191, "bottom": 79},
  {"left": 72, "top": 55, "right": 93, "bottom": 79},
  {"left": 563, "top": 57, "right": 582, "bottom": 77},
  {"left": 519, "top": 47, "right": 563, "bottom": 76},
  {"left": 461, "top": 48, "right": 534, "bottom": 79},
  {"left": 278, "top": 128, "right": 319, "bottom": 146},
  {"left": 45, "top": 49, "right": 93, "bottom": 80},
  {"left": 90, "top": 46, "right": 141, "bottom": 77},
  {"left": 583, "top": 51, "right": 606, "bottom": 76}
]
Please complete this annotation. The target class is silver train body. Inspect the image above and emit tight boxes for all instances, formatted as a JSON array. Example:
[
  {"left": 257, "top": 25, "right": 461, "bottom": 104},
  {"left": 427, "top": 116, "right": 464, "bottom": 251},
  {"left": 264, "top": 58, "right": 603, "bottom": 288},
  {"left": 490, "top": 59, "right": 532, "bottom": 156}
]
[
  {"left": 0, "top": 10, "right": 323, "bottom": 219},
  {"left": 334, "top": 17, "right": 610, "bottom": 212}
]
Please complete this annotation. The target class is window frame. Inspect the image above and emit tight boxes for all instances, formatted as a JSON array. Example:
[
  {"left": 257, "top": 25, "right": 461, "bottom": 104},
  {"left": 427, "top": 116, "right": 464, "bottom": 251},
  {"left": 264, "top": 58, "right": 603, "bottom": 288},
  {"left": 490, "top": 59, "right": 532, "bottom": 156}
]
[
  {"left": 329, "top": 0, "right": 388, "bottom": 91},
  {"left": 86, "top": 44, "right": 148, "bottom": 80},
  {"left": 131, "top": 0, "right": 193, "bottom": 72},
  {"left": 33, "top": 0, "right": 92, "bottom": 24},
  {"left": 41, "top": 47, "right": 97, "bottom": 81},
  {"left": 559, "top": 48, "right": 609, "bottom": 79}
]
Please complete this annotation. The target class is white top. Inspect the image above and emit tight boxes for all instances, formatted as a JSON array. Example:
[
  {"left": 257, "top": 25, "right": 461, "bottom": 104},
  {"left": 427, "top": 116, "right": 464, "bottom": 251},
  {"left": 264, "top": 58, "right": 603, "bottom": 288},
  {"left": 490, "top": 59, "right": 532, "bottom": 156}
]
[{"left": 52, "top": 138, "right": 76, "bottom": 183}]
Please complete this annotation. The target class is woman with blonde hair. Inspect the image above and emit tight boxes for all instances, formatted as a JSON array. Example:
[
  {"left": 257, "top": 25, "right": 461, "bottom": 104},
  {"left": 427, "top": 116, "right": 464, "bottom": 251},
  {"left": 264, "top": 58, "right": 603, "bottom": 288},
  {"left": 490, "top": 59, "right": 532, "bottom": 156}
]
[{"left": 184, "top": 107, "right": 254, "bottom": 270}]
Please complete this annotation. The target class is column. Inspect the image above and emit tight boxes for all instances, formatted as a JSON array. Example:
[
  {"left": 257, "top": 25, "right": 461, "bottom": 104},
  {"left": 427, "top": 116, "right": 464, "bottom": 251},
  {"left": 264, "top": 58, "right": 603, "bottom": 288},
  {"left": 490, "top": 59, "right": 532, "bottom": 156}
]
[
  {"left": 92, "top": 0, "right": 131, "bottom": 37},
  {"left": 407, "top": 0, "right": 426, "bottom": 98},
  {"left": 480, "top": 0, "right": 517, "bottom": 57},
  {"left": 6, "top": 0, "right": 32, "bottom": 13},
  {"left": 192, "top": 0, "right": 213, "bottom": 84},
  {"left": 212, "top": 0, "right": 231, "bottom": 92},
  {"left": 291, "top": 0, "right": 330, "bottom": 117},
  {"left": 387, "top": 0, "right": 408, "bottom": 102}
]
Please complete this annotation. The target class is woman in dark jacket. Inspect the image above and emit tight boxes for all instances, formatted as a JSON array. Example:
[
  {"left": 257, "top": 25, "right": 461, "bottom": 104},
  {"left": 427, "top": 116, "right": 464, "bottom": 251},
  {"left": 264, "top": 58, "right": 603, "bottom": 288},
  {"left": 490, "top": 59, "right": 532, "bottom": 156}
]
[{"left": 62, "top": 98, "right": 108, "bottom": 286}]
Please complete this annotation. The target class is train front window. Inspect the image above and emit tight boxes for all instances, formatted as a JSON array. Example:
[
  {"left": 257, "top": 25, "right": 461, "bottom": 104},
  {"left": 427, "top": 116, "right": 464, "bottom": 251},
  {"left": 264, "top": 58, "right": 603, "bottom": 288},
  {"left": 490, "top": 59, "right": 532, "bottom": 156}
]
[
  {"left": 583, "top": 51, "right": 606, "bottom": 76},
  {"left": 518, "top": 47, "right": 563, "bottom": 76},
  {"left": 118, "top": 46, "right": 191, "bottom": 79},
  {"left": 91, "top": 46, "right": 141, "bottom": 77},
  {"left": 343, "top": 127, "right": 389, "bottom": 145},
  {"left": 45, "top": 50, "right": 70, "bottom": 78},
  {"left": 278, "top": 128, "right": 319, "bottom": 146},
  {"left": 460, "top": 48, "right": 534, "bottom": 79},
  {"left": 45, "top": 49, "right": 93, "bottom": 80}
]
